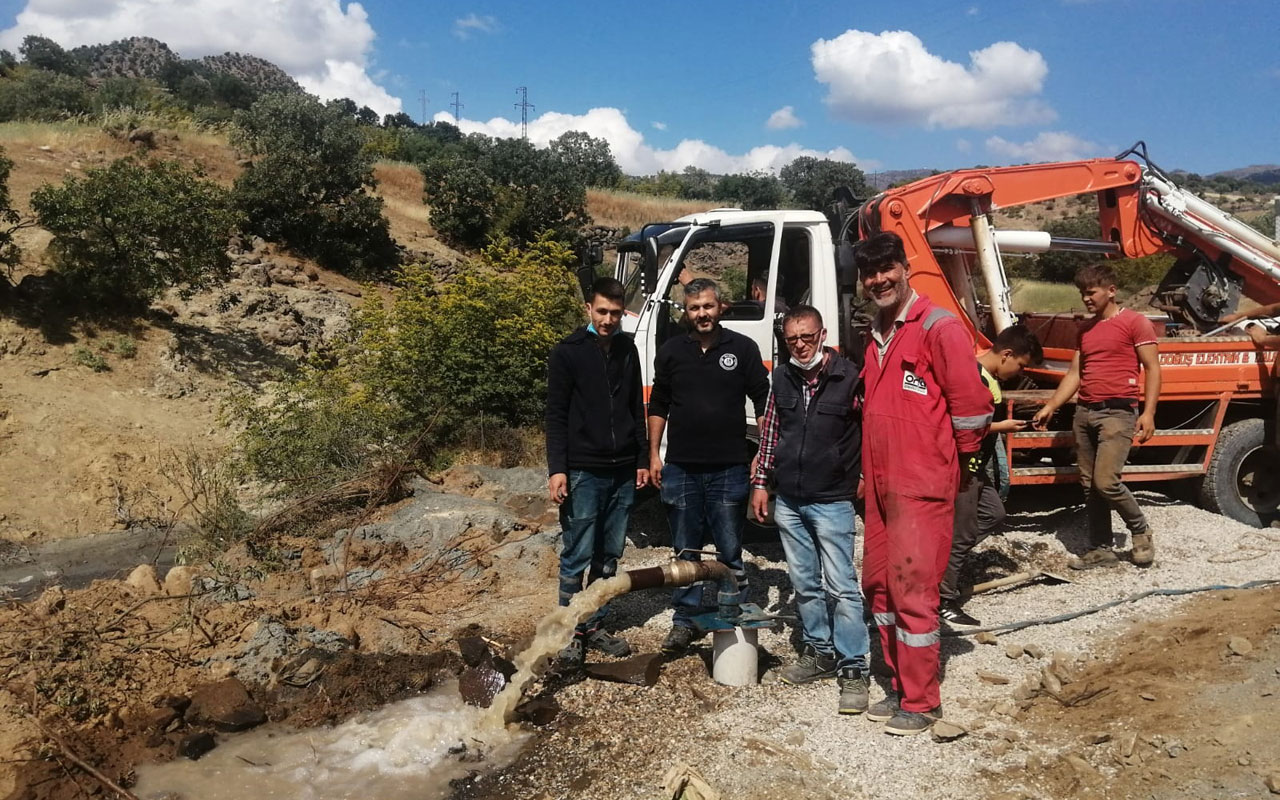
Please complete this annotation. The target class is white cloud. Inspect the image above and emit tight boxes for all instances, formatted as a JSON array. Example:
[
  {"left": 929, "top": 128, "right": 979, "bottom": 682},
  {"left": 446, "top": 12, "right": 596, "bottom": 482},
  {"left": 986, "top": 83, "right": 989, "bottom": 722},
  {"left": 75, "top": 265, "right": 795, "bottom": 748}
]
[
  {"left": 966, "top": 6, "right": 980, "bottom": 15},
  {"left": 453, "top": 13, "right": 497, "bottom": 39},
  {"left": 0, "top": 0, "right": 402, "bottom": 116},
  {"left": 651, "top": 121, "right": 668, "bottom": 131},
  {"left": 984, "top": 131, "right": 1104, "bottom": 163},
  {"left": 811, "top": 29, "right": 1054, "bottom": 128},
  {"left": 956, "top": 138, "right": 972, "bottom": 154},
  {"left": 432, "top": 106, "right": 870, "bottom": 175},
  {"left": 765, "top": 105, "right": 803, "bottom": 130}
]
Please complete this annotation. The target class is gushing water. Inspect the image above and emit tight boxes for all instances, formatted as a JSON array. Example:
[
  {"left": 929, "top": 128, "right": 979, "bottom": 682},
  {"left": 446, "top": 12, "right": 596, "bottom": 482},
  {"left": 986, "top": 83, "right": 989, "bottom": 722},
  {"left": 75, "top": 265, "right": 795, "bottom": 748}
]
[
  {"left": 132, "top": 574, "right": 634, "bottom": 799},
  {"left": 485, "top": 573, "right": 632, "bottom": 724}
]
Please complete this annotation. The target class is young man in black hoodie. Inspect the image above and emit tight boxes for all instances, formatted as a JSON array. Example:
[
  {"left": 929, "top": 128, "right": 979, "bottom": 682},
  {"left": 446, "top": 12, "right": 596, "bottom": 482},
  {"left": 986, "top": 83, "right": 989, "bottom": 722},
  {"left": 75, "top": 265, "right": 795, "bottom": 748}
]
[{"left": 546, "top": 277, "right": 649, "bottom": 666}]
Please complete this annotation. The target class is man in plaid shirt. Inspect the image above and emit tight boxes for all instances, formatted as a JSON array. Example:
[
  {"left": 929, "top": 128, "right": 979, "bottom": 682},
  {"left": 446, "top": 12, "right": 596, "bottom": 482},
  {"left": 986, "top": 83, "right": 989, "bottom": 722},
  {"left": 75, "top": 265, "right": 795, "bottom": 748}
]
[{"left": 750, "top": 305, "right": 870, "bottom": 715}]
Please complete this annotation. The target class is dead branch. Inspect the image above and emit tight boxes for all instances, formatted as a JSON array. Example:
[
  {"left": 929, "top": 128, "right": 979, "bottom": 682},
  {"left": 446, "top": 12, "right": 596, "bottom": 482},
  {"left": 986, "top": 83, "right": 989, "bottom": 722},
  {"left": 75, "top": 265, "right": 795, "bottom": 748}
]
[{"left": 31, "top": 718, "right": 140, "bottom": 800}]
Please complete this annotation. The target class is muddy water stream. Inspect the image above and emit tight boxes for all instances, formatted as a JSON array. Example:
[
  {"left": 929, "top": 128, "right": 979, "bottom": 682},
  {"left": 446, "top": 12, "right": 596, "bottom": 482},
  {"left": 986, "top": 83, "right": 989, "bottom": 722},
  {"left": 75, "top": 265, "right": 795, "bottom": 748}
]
[{"left": 133, "top": 575, "right": 633, "bottom": 799}]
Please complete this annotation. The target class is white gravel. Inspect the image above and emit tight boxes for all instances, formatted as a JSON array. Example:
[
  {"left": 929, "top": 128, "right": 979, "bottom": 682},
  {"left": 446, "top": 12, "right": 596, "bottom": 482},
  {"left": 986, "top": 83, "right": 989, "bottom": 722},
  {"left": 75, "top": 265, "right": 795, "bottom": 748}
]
[{"left": 596, "top": 488, "right": 1280, "bottom": 800}]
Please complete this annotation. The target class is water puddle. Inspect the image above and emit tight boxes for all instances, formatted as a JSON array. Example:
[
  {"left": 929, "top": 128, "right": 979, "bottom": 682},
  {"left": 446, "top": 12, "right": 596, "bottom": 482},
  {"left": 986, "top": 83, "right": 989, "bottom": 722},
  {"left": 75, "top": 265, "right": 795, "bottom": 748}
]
[{"left": 134, "top": 575, "right": 635, "bottom": 799}]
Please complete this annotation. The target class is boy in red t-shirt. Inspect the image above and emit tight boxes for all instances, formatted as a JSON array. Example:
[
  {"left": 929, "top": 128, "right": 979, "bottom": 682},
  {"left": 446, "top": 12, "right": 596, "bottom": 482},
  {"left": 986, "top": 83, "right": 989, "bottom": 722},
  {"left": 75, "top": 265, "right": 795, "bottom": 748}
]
[{"left": 1032, "top": 265, "right": 1162, "bottom": 568}]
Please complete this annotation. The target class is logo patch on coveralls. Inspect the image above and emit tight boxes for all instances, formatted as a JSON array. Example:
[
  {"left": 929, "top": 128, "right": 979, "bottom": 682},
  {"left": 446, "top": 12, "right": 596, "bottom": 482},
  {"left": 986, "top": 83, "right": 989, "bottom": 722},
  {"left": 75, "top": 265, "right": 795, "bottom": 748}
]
[
  {"left": 719, "top": 353, "right": 738, "bottom": 370},
  {"left": 902, "top": 370, "right": 928, "bottom": 396}
]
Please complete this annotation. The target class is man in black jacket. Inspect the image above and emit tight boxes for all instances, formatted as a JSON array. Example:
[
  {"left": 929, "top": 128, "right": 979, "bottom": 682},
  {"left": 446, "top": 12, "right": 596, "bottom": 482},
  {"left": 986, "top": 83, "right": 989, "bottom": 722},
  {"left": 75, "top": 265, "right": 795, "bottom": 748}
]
[
  {"left": 749, "top": 305, "right": 870, "bottom": 715},
  {"left": 546, "top": 277, "right": 649, "bottom": 666},
  {"left": 648, "top": 278, "right": 771, "bottom": 653}
]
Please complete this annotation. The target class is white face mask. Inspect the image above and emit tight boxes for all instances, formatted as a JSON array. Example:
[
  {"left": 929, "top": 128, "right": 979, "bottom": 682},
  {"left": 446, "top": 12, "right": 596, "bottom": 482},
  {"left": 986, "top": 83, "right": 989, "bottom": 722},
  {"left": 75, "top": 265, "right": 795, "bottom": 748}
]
[{"left": 789, "top": 332, "right": 826, "bottom": 370}]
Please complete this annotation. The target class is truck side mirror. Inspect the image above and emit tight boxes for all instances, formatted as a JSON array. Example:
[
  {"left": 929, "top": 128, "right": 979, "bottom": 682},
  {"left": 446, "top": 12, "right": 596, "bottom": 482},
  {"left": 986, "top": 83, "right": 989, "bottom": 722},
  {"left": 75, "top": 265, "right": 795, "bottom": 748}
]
[
  {"left": 641, "top": 236, "right": 660, "bottom": 295},
  {"left": 575, "top": 265, "right": 596, "bottom": 301}
]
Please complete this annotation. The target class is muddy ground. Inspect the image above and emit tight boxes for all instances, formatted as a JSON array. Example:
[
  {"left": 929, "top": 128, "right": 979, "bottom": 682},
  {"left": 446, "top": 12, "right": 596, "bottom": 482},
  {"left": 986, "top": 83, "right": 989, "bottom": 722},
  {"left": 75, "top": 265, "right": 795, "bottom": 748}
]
[{"left": 1, "top": 469, "right": 1278, "bottom": 800}]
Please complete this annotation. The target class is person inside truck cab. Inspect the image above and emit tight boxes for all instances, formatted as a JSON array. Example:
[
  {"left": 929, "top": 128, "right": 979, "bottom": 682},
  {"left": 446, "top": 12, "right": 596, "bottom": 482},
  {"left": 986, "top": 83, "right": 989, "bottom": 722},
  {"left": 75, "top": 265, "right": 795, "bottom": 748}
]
[{"left": 1031, "top": 264, "right": 1161, "bottom": 570}]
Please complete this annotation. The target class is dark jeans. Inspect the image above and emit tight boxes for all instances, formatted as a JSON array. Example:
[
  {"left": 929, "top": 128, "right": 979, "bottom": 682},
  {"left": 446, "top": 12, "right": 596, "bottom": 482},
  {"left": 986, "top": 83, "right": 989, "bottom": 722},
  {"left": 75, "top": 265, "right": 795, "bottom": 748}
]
[
  {"left": 1073, "top": 406, "right": 1149, "bottom": 547},
  {"left": 659, "top": 462, "right": 749, "bottom": 628},
  {"left": 941, "top": 475, "right": 1006, "bottom": 602},
  {"left": 558, "top": 466, "right": 636, "bottom": 632}
]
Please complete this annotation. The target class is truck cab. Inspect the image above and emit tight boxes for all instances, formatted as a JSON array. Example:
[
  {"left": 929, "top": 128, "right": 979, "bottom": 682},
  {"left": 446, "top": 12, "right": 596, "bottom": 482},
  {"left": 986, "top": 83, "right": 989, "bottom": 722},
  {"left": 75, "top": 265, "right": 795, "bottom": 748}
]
[{"left": 615, "top": 209, "right": 847, "bottom": 404}]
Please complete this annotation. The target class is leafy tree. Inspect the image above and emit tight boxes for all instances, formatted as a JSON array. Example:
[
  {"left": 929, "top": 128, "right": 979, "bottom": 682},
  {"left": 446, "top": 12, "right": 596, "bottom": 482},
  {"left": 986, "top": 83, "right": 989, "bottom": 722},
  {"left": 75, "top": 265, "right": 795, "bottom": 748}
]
[
  {"left": 420, "top": 155, "right": 497, "bottom": 245},
  {"left": 94, "top": 76, "right": 149, "bottom": 111},
  {"left": 235, "top": 234, "right": 582, "bottom": 488},
  {"left": 1035, "top": 214, "right": 1100, "bottom": 282},
  {"left": 0, "top": 50, "right": 16, "bottom": 77},
  {"left": 549, "top": 130, "right": 622, "bottom": 188},
  {"left": 716, "top": 171, "right": 785, "bottom": 210},
  {"left": 382, "top": 111, "right": 417, "bottom": 129},
  {"left": 422, "top": 134, "right": 589, "bottom": 248},
  {"left": 231, "top": 93, "right": 397, "bottom": 276},
  {"left": 678, "top": 166, "right": 715, "bottom": 200},
  {"left": 0, "top": 67, "right": 92, "bottom": 121},
  {"left": 356, "top": 105, "right": 379, "bottom": 126},
  {"left": 0, "top": 148, "right": 30, "bottom": 286},
  {"left": 209, "top": 73, "right": 257, "bottom": 110},
  {"left": 31, "top": 158, "right": 241, "bottom": 307},
  {"left": 18, "top": 35, "right": 85, "bottom": 77},
  {"left": 780, "top": 156, "right": 872, "bottom": 211}
]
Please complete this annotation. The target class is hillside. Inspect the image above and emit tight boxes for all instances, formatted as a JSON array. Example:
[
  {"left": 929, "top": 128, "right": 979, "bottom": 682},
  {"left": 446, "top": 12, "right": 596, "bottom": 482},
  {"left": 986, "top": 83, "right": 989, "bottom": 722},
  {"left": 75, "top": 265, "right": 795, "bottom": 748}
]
[
  {"left": 69, "top": 36, "right": 303, "bottom": 94},
  {"left": 0, "top": 121, "right": 459, "bottom": 541}
]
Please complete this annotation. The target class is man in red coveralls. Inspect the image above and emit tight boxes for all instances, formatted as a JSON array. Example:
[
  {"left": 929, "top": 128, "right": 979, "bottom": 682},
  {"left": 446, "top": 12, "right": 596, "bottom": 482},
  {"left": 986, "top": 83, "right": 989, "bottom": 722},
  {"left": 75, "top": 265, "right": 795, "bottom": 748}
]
[{"left": 857, "top": 232, "right": 993, "bottom": 736}]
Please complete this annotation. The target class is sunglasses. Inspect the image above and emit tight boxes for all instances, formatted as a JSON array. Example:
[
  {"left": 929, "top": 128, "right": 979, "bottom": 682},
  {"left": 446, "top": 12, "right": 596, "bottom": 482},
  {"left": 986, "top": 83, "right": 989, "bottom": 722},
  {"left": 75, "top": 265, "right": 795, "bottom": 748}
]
[{"left": 783, "top": 330, "right": 822, "bottom": 346}]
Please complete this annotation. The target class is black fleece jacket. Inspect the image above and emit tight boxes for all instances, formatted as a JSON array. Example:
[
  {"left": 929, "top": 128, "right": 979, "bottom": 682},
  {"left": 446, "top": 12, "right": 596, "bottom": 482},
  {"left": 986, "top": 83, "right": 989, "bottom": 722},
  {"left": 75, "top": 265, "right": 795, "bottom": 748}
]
[
  {"left": 648, "top": 326, "right": 770, "bottom": 465},
  {"left": 545, "top": 327, "right": 647, "bottom": 475}
]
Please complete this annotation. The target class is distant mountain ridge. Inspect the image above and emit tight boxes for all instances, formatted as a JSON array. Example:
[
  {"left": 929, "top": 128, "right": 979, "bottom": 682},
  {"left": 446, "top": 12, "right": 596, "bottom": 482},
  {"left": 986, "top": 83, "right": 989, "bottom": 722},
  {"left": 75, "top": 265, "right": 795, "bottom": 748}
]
[
  {"left": 1209, "top": 164, "right": 1280, "bottom": 186},
  {"left": 69, "top": 36, "right": 301, "bottom": 95}
]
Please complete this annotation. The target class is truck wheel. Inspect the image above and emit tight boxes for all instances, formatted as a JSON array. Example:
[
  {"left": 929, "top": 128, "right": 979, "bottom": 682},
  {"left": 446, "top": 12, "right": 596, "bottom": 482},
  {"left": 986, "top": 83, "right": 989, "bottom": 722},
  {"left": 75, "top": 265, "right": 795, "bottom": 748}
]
[{"left": 1199, "top": 418, "right": 1280, "bottom": 528}]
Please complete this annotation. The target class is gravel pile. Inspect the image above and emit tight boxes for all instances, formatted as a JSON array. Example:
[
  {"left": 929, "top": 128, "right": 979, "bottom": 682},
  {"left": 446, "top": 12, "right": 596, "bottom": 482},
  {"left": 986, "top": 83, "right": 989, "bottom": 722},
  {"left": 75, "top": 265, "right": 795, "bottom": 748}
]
[{"left": 544, "top": 488, "right": 1280, "bottom": 800}]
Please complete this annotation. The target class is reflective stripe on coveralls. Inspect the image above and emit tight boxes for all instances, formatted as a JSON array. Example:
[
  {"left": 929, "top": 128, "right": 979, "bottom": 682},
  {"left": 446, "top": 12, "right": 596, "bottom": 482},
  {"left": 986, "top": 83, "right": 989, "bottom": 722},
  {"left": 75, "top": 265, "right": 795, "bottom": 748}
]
[{"left": 861, "top": 295, "right": 993, "bottom": 713}]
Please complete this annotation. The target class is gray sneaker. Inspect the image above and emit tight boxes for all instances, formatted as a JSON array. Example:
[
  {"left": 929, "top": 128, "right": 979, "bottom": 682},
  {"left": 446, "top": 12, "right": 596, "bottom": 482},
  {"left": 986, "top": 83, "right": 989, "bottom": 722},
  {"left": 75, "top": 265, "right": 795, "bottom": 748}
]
[
  {"left": 780, "top": 646, "right": 838, "bottom": 685},
  {"left": 866, "top": 692, "right": 900, "bottom": 722},
  {"left": 585, "top": 629, "right": 631, "bottom": 657},
  {"left": 837, "top": 669, "right": 869, "bottom": 715},
  {"left": 883, "top": 706, "right": 944, "bottom": 736}
]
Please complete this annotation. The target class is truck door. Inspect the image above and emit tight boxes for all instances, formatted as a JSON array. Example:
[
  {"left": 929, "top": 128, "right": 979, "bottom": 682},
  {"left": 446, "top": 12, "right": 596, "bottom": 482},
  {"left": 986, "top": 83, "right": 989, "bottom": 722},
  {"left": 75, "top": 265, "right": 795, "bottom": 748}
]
[{"left": 654, "top": 221, "right": 780, "bottom": 371}]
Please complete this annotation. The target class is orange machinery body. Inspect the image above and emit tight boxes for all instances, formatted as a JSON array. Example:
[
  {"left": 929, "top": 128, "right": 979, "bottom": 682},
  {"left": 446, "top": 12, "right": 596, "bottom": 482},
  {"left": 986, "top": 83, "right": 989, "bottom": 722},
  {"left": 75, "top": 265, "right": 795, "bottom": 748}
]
[{"left": 855, "top": 157, "right": 1280, "bottom": 488}]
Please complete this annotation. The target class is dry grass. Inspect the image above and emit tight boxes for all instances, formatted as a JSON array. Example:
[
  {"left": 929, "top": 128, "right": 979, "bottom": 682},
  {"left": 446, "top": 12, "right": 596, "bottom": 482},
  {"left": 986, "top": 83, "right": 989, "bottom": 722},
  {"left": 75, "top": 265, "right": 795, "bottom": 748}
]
[
  {"left": 373, "top": 160, "right": 436, "bottom": 250},
  {"left": 1011, "top": 279, "right": 1082, "bottom": 313},
  {"left": 587, "top": 188, "right": 717, "bottom": 231}
]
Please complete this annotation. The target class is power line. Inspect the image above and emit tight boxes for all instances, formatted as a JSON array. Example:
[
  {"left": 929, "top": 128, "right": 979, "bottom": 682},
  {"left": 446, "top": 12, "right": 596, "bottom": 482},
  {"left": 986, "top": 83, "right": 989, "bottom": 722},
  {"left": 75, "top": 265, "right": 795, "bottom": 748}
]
[
  {"left": 514, "top": 86, "right": 534, "bottom": 139},
  {"left": 418, "top": 90, "right": 428, "bottom": 125},
  {"left": 450, "top": 91, "right": 463, "bottom": 123}
]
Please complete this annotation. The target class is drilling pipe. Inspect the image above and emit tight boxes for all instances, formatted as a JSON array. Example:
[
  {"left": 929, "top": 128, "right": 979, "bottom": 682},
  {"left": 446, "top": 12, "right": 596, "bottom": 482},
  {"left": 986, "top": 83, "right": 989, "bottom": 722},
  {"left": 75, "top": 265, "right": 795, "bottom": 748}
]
[{"left": 622, "top": 559, "right": 742, "bottom": 621}]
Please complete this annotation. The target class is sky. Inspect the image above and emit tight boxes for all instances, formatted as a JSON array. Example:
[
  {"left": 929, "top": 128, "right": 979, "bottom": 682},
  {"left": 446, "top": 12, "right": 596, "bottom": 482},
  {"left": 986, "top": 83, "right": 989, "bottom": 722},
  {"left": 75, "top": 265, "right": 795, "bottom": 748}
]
[{"left": 0, "top": 0, "right": 1276, "bottom": 176}]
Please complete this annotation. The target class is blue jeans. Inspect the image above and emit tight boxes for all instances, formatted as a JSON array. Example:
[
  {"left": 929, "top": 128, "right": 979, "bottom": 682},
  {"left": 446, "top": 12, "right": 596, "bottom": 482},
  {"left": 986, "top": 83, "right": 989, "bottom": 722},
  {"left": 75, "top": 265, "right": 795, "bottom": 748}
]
[
  {"left": 774, "top": 494, "right": 870, "bottom": 672},
  {"left": 559, "top": 467, "right": 635, "bottom": 632},
  {"left": 660, "top": 462, "right": 749, "bottom": 628}
]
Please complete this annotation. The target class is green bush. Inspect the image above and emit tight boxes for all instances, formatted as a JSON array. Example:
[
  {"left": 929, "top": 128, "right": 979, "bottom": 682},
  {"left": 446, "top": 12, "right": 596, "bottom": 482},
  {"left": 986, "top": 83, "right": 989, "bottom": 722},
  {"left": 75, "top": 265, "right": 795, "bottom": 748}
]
[
  {"left": 232, "top": 93, "right": 398, "bottom": 276},
  {"left": 0, "top": 147, "right": 27, "bottom": 284},
  {"left": 0, "top": 67, "right": 92, "bottom": 121},
  {"left": 780, "top": 157, "right": 871, "bottom": 211},
  {"left": 233, "top": 234, "right": 582, "bottom": 490},
  {"left": 31, "top": 157, "right": 241, "bottom": 308},
  {"left": 421, "top": 134, "right": 589, "bottom": 250},
  {"left": 101, "top": 334, "right": 138, "bottom": 358},
  {"left": 71, "top": 345, "right": 109, "bottom": 371}
]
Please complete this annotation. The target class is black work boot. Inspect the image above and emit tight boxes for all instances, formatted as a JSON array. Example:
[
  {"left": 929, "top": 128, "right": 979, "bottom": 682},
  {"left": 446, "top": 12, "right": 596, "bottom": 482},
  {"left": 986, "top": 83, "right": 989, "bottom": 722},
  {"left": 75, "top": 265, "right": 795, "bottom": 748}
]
[{"left": 780, "top": 645, "right": 838, "bottom": 685}]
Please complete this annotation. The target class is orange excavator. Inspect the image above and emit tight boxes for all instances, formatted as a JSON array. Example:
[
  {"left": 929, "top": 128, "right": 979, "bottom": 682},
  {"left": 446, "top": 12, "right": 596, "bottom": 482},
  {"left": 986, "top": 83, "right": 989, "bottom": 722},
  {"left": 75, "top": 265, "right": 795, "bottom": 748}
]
[
  {"left": 616, "top": 144, "right": 1280, "bottom": 526},
  {"left": 848, "top": 142, "right": 1280, "bottom": 527}
]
